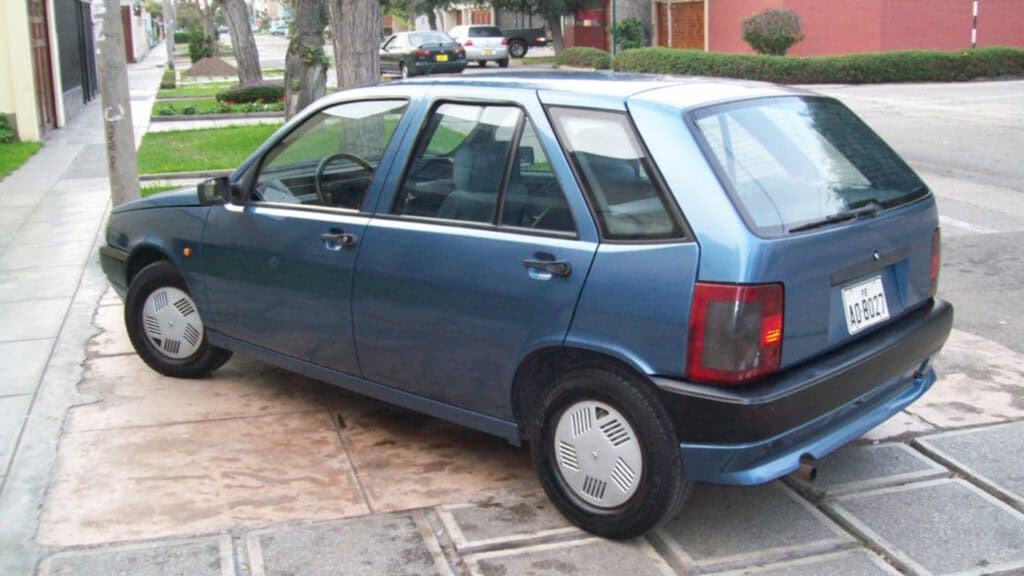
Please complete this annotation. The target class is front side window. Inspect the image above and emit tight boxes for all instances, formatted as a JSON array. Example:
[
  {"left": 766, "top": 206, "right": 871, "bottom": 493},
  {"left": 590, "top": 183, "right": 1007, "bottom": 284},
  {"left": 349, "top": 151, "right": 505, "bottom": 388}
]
[
  {"left": 693, "top": 97, "right": 928, "bottom": 236},
  {"left": 549, "top": 107, "right": 682, "bottom": 240},
  {"left": 254, "top": 99, "right": 408, "bottom": 210}
]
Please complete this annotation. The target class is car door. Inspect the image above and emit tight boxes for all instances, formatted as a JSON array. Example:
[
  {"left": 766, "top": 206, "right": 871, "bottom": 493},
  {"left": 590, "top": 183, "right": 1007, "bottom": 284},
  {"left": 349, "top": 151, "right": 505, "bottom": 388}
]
[
  {"left": 380, "top": 35, "right": 398, "bottom": 73},
  {"left": 352, "top": 96, "right": 599, "bottom": 418},
  {"left": 201, "top": 99, "right": 411, "bottom": 374}
]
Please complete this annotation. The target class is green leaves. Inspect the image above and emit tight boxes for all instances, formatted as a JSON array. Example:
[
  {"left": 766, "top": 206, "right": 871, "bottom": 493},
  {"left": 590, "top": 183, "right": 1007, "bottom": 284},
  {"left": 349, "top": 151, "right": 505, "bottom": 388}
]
[{"left": 741, "top": 9, "right": 805, "bottom": 56}]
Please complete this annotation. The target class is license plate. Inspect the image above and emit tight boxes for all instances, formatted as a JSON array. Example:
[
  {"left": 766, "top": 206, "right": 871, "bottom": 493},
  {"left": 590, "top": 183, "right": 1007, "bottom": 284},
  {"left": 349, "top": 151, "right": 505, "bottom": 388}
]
[
  {"left": 842, "top": 276, "right": 889, "bottom": 335},
  {"left": 483, "top": 49, "right": 494, "bottom": 55},
  {"left": 436, "top": 54, "right": 448, "bottom": 62}
]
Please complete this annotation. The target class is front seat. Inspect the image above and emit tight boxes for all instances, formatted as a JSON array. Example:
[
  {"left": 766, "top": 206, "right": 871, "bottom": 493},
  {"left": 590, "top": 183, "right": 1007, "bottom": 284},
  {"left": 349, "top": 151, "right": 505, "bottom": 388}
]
[{"left": 437, "top": 143, "right": 508, "bottom": 223}]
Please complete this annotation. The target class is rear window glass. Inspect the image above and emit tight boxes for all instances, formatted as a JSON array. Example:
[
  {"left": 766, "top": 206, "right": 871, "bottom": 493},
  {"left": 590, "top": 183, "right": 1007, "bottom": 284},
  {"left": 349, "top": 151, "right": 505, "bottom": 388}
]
[
  {"left": 693, "top": 97, "right": 928, "bottom": 236},
  {"left": 408, "top": 32, "right": 453, "bottom": 46},
  {"left": 469, "top": 26, "right": 503, "bottom": 37}
]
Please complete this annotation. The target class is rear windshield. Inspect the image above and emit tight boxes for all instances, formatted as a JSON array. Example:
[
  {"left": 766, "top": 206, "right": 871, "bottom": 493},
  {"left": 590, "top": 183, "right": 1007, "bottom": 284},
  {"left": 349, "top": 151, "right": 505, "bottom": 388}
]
[
  {"left": 692, "top": 97, "right": 928, "bottom": 236},
  {"left": 469, "top": 26, "right": 503, "bottom": 38},
  {"left": 408, "top": 32, "right": 453, "bottom": 46}
]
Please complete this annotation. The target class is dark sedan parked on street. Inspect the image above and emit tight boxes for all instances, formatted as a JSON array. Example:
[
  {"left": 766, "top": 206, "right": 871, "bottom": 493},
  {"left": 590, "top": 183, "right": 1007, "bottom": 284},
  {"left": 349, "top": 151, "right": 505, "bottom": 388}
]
[
  {"left": 100, "top": 73, "right": 952, "bottom": 539},
  {"left": 380, "top": 31, "right": 466, "bottom": 79}
]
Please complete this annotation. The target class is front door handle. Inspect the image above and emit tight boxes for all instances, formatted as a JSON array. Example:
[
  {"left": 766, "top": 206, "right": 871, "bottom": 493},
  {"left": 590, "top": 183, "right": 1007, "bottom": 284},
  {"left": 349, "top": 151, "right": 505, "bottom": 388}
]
[
  {"left": 523, "top": 258, "right": 571, "bottom": 278},
  {"left": 321, "top": 231, "right": 358, "bottom": 250}
]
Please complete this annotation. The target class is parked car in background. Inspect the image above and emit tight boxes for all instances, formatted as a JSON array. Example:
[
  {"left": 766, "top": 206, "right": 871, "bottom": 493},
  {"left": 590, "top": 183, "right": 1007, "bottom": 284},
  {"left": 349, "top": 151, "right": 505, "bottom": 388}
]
[
  {"left": 380, "top": 31, "right": 466, "bottom": 79},
  {"left": 503, "top": 27, "right": 549, "bottom": 58},
  {"left": 99, "top": 74, "right": 952, "bottom": 540},
  {"left": 269, "top": 23, "right": 288, "bottom": 36},
  {"left": 218, "top": 25, "right": 229, "bottom": 34},
  {"left": 448, "top": 25, "right": 509, "bottom": 67}
]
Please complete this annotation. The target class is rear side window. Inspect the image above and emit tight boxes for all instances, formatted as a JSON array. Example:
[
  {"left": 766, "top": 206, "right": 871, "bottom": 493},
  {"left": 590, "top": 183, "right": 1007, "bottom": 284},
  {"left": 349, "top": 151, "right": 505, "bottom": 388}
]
[
  {"left": 470, "top": 26, "right": 503, "bottom": 37},
  {"left": 693, "top": 97, "right": 928, "bottom": 236},
  {"left": 549, "top": 107, "right": 683, "bottom": 240}
]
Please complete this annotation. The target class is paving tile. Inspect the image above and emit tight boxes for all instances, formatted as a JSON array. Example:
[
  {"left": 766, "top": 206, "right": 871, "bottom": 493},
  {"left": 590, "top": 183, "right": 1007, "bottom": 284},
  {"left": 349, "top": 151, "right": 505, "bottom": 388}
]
[
  {"left": 38, "top": 535, "right": 232, "bottom": 576},
  {"left": 338, "top": 396, "right": 538, "bottom": 512},
  {"left": 786, "top": 442, "right": 948, "bottom": 498},
  {"left": 39, "top": 411, "right": 368, "bottom": 546},
  {"left": 68, "top": 354, "right": 344, "bottom": 432},
  {"left": 704, "top": 548, "right": 900, "bottom": 576},
  {"left": 248, "top": 512, "right": 445, "bottom": 576},
  {"left": 63, "top": 144, "right": 111, "bottom": 179},
  {"left": 0, "top": 240, "right": 94, "bottom": 271},
  {"left": 99, "top": 286, "right": 122, "bottom": 307},
  {"left": 862, "top": 410, "right": 936, "bottom": 441},
  {"left": 0, "top": 266, "right": 81, "bottom": 303},
  {"left": 86, "top": 302, "right": 134, "bottom": 357},
  {"left": 827, "top": 479, "right": 1024, "bottom": 575},
  {"left": 915, "top": 422, "right": 1024, "bottom": 509},
  {"left": 0, "top": 298, "right": 70, "bottom": 342},
  {"left": 12, "top": 218, "right": 101, "bottom": 245},
  {"left": 465, "top": 537, "right": 674, "bottom": 576},
  {"left": 437, "top": 493, "right": 583, "bottom": 554},
  {"left": 0, "top": 339, "right": 53, "bottom": 395},
  {"left": 0, "top": 394, "right": 32, "bottom": 476},
  {"left": 652, "top": 483, "right": 855, "bottom": 573}
]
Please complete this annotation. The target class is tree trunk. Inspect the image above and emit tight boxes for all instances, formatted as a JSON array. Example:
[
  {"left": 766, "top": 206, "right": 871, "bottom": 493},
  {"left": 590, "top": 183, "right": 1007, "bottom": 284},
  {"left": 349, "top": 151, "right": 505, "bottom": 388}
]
[
  {"left": 426, "top": 8, "right": 437, "bottom": 31},
  {"left": 163, "top": 0, "right": 175, "bottom": 69},
  {"left": 285, "top": 0, "right": 328, "bottom": 118},
  {"left": 219, "top": 0, "right": 262, "bottom": 83},
  {"left": 329, "top": 0, "right": 380, "bottom": 91},
  {"left": 198, "top": 0, "right": 219, "bottom": 56},
  {"left": 546, "top": 13, "right": 564, "bottom": 52}
]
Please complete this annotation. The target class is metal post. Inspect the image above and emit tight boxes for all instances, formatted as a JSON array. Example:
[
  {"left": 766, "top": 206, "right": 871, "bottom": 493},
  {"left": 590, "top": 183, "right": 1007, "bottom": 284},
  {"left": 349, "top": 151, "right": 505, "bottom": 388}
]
[
  {"left": 667, "top": 0, "right": 673, "bottom": 49},
  {"left": 610, "top": 0, "right": 617, "bottom": 55},
  {"left": 164, "top": 0, "right": 175, "bottom": 69},
  {"left": 971, "top": 0, "right": 978, "bottom": 48},
  {"left": 96, "top": 0, "right": 140, "bottom": 206}
]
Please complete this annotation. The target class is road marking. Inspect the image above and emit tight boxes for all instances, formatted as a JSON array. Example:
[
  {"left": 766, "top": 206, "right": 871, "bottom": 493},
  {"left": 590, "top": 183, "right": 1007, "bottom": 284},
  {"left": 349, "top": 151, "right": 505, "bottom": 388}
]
[{"left": 938, "top": 215, "right": 998, "bottom": 235}]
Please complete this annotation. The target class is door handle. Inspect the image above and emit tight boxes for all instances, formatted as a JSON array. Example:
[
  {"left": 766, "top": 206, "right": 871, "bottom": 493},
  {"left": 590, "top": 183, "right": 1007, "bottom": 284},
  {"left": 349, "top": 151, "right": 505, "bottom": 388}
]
[
  {"left": 321, "top": 231, "right": 358, "bottom": 250},
  {"left": 523, "top": 258, "right": 571, "bottom": 278}
]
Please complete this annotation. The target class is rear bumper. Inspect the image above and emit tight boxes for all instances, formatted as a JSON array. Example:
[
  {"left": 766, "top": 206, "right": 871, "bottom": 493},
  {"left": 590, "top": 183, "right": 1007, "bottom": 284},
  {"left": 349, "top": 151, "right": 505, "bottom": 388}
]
[
  {"left": 465, "top": 47, "right": 508, "bottom": 61},
  {"left": 412, "top": 60, "right": 467, "bottom": 75},
  {"left": 654, "top": 298, "right": 953, "bottom": 485}
]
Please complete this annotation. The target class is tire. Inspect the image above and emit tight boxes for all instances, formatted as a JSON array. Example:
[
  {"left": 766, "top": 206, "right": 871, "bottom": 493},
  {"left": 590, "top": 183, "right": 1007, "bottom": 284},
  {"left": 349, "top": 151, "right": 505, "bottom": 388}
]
[
  {"left": 125, "top": 260, "right": 232, "bottom": 379},
  {"left": 498, "top": 57, "right": 509, "bottom": 68},
  {"left": 529, "top": 367, "right": 690, "bottom": 539},
  {"left": 477, "top": 60, "right": 487, "bottom": 67},
  {"left": 400, "top": 63, "right": 410, "bottom": 79},
  {"left": 509, "top": 39, "right": 527, "bottom": 58}
]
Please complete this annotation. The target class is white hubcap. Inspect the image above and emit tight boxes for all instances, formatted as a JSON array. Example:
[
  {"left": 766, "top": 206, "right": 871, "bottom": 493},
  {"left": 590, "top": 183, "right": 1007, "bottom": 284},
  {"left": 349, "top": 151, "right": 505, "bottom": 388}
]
[
  {"left": 142, "top": 287, "right": 204, "bottom": 359},
  {"left": 554, "top": 400, "right": 642, "bottom": 508}
]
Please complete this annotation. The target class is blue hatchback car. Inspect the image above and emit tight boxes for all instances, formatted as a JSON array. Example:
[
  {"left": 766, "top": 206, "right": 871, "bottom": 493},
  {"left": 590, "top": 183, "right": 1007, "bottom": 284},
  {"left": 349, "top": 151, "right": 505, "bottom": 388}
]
[{"left": 100, "top": 74, "right": 953, "bottom": 538}]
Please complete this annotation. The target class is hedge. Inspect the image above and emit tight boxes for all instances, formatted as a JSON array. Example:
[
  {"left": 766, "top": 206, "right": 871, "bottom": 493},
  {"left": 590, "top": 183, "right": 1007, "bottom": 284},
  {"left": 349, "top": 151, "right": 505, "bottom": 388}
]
[
  {"left": 174, "top": 31, "right": 189, "bottom": 44},
  {"left": 556, "top": 47, "right": 612, "bottom": 70},
  {"left": 215, "top": 81, "right": 285, "bottom": 104},
  {"left": 612, "top": 46, "right": 1024, "bottom": 84},
  {"left": 160, "top": 68, "right": 176, "bottom": 90}
]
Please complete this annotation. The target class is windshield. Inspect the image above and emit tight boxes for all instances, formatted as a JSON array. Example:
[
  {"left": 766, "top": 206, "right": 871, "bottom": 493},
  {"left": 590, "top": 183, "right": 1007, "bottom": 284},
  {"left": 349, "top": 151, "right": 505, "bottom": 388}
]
[
  {"left": 408, "top": 32, "right": 453, "bottom": 46},
  {"left": 693, "top": 97, "right": 928, "bottom": 236}
]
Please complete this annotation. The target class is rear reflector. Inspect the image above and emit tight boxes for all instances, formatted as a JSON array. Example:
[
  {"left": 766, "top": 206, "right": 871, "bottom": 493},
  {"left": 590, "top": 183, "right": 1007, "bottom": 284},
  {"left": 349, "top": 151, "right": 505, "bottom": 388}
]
[
  {"left": 463, "top": 40, "right": 473, "bottom": 46},
  {"left": 930, "top": 227, "right": 941, "bottom": 297},
  {"left": 686, "top": 282, "right": 784, "bottom": 385},
  {"left": 501, "top": 38, "right": 508, "bottom": 45}
]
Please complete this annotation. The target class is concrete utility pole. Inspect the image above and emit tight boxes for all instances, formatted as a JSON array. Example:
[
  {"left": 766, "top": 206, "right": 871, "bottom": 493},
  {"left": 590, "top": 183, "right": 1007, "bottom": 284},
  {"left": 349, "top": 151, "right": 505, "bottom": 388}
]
[
  {"left": 164, "top": 0, "right": 176, "bottom": 70},
  {"left": 97, "top": 0, "right": 140, "bottom": 206}
]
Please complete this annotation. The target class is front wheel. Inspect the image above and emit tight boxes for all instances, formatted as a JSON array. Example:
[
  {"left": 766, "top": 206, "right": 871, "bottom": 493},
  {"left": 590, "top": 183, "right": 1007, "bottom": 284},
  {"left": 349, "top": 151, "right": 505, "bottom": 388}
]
[
  {"left": 529, "top": 367, "right": 690, "bottom": 539},
  {"left": 125, "top": 260, "right": 232, "bottom": 378},
  {"left": 508, "top": 40, "right": 527, "bottom": 58}
]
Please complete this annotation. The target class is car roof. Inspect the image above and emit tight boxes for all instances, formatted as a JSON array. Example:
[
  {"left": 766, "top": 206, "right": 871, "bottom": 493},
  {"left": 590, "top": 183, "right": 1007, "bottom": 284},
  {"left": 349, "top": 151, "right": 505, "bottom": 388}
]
[{"left": 384, "top": 72, "right": 810, "bottom": 111}]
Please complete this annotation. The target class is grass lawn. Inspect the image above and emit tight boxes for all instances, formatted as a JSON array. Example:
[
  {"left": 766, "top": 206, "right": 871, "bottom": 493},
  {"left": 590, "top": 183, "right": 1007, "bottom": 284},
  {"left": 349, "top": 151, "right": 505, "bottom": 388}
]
[
  {"left": 141, "top": 184, "right": 184, "bottom": 197},
  {"left": 0, "top": 141, "right": 42, "bottom": 181},
  {"left": 137, "top": 124, "right": 281, "bottom": 174},
  {"left": 157, "top": 81, "right": 237, "bottom": 99},
  {"left": 151, "top": 97, "right": 283, "bottom": 116},
  {"left": 521, "top": 55, "right": 557, "bottom": 65}
]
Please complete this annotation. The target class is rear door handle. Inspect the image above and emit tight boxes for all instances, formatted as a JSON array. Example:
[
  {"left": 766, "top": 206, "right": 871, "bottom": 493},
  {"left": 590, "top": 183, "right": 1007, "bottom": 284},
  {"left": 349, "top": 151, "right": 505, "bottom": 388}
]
[
  {"left": 321, "top": 231, "right": 358, "bottom": 250},
  {"left": 523, "top": 258, "right": 571, "bottom": 278}
]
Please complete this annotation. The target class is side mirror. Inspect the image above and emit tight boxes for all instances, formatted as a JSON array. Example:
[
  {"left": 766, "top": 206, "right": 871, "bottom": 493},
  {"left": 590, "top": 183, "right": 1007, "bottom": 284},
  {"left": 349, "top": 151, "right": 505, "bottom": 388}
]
[
  {"left": 196, "top": 176, "right": 236, "bottom": 204},
  {"left": 518, "top": 147, "right": 535, "bottom": 167}
]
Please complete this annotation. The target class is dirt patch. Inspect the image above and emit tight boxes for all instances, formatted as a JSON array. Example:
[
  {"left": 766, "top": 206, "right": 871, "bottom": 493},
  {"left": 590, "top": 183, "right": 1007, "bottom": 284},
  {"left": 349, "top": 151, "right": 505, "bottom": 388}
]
[{"left": 184, "top": 57, "right": 238, "bottom": 78}]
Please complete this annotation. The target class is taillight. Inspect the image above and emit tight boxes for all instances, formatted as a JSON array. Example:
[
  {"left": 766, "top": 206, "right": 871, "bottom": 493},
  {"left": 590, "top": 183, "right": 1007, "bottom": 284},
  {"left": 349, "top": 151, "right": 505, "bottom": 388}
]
[
  {"left": 685, "top": 282, "right": 784, "bottom": 385},
  {"left": 413, "top": 49, "right": 430, "bottom": 57},
  {"left": 463, "top": 40, "right": 473, "bottom": 47},
  {"left": 501, "top": 38, "right": 508, "bottom": 45},
  {"left": 930, "top": 227, "right": 941, "bottom": 297},
  {"left": 455, "top": 47, "right": 465, "bottom": 55}
]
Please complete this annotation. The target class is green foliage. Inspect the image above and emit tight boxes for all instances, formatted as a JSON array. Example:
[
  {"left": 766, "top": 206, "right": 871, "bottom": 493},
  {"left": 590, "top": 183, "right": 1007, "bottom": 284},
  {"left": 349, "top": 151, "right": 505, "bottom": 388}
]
[
  {"left": 156, "top": 104, "right": 177, "bottom": 116},
  {"left": 0, "top": 115, "right": 15, "bottom": 144},
  {"left": 215, "top": 82, "right": 285, "bottom": 104},
  {"left": 144, "top": 1, "right": 162, "bottom": 17},
  {"left": 141, "top": 184, "right": 181, "bottom": 197},
  {"left": 741, "top": 8, "right": 804, "bottom": 56},
  {"left": 0, "top": 141, "right": 42, "bottom": 180},
  {"left": 556, "top": 47, "right": 612, "bottom": 70},
  {"left": 612, "top": 47, "right": 1024, "bottom": 84},
  {"left": 612, "top": 16, "right": 645, "bottom": 51},
  {"left": 188, "top": 27, "right": 213, "bottom": 63},
  {"left": 160, "top": 68, "right": 176, "bottom": 90},
  {"left": 152, "top": 96, "right": 286, "bottom": 116},
  {"left": 174, "top": 31, "right": 190, "bottom": 44},
  {"left": 137, "top": 124, "right": 282, "bottom": 174},
  {"left": 181, "top": 105, "right": 197, "bottom": 115}
]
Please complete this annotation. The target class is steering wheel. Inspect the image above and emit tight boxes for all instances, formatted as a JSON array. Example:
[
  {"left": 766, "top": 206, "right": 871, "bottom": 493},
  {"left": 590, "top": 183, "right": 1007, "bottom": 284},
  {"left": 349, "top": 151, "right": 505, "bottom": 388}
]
[{"left": 314, "top": 153, "right": 374, "bottom": 206}]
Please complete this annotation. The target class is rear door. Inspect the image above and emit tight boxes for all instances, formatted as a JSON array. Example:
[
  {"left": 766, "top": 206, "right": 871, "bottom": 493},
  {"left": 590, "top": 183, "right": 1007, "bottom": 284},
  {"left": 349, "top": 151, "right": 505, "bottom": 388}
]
[{"left": 352, "top": 94, "right": 598, "bottom": 418}]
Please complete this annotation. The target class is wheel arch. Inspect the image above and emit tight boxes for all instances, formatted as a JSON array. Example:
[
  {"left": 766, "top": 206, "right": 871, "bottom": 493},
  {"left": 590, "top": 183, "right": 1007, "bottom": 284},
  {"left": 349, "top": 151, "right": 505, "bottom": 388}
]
[{"left": 126, "top": 244, "right": 175, "bottom": 285}]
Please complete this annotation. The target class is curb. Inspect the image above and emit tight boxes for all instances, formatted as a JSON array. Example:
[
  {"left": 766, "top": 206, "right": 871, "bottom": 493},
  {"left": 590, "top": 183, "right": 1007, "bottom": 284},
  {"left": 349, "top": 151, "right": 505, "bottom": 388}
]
[{"left": 151, "top": 112, "right": 284, "bottom": 122}]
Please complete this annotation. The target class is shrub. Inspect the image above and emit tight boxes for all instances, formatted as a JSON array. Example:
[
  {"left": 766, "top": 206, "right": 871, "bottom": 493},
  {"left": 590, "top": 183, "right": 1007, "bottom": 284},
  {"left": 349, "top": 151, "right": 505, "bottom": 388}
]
[
  {"left": 156, "top": 105, "right": 177, "bottom": 116},
  {"left": 0, "top": 115, "right": 14, "bottom": 143},
  {"left": 556, "top": 47, "right": 612, "bottom": 70},
  {"left": 612, "top": 17, "right": 646, "bottom": 52},
  {"left": 160, "top": 68, "right": 176, "bottom": 89},
  {"left": 742, "top": 8, "right": 804, "bottom": 56},
  {"left": 188, "top": 27, "right": 213, "bottom": 63},
  {"left": 215, "top": 81, "right": 285, "bottom": 104},
  {"left": 181, "top": 105, "right": 197, "bottom": 115},
  {"left": 612, "top": 46, "right": 1024, "bottom": 84},
  {"left": 174, "top": 31, "right": 189, "bottom": 44}
]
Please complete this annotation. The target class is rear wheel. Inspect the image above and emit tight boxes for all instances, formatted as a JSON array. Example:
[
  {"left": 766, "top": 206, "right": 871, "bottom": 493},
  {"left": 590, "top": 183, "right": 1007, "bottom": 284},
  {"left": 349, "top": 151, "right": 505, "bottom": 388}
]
[
  {"left": 400, "top": 62, "right": 410, "bottom": 79},
  {"left": 529, "top": 367, "right": 690, "bottom": 539},
  {"left": 508, "top": 39, "right": 527, "bottom": 58},
  {"left": 477, "top": 60, "right": 487, "bottom": 67},
  {"left": 125, "top": 261, "right": 231, "bottom": 378},
  {"left": 498, "top": 57, "right": 509, "bottom": 68}
]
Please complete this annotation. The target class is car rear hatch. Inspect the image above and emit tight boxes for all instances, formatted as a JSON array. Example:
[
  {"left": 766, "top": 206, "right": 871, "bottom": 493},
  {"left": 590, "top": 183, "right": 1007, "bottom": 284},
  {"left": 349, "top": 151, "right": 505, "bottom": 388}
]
[
  {"left": 469, "top": 26, "right": 505, "bottom": 51},
  {"left": 688, "top": 96, "right": 939, "bottom": 370},
  {"left": 410, "top": 33, "right": 464, "bottom": 63}
]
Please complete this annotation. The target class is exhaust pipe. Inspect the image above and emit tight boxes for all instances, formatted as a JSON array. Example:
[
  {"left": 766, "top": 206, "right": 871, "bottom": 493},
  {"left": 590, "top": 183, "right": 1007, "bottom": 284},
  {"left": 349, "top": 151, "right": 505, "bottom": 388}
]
[{"left": 794, "top": 455, "right": 817, "bottom": 482}]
